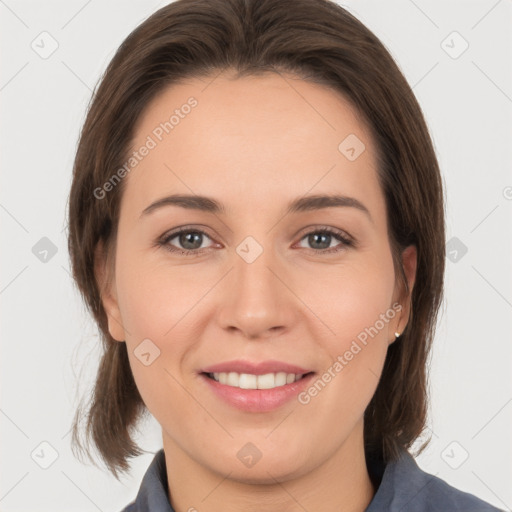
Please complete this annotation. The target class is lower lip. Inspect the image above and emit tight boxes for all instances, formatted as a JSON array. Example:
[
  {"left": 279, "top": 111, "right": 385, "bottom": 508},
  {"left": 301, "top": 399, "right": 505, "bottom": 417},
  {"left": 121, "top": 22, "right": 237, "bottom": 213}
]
[{"left": 199, "top": 373, "right": 316, "bottom": 412}]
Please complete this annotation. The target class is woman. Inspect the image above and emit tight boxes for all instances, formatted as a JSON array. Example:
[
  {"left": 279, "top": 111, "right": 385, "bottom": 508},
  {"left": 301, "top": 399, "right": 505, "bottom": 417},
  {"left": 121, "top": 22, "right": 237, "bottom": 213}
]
[{"left": 67, "top": 0, "right": 501, "bottom": 510}]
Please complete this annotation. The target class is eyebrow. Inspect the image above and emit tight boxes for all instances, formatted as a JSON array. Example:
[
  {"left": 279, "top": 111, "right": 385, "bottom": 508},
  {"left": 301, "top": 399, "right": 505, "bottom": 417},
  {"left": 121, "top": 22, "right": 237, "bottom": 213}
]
[{"left": 140, "top": 193, "right": 372, "bottom": 222}]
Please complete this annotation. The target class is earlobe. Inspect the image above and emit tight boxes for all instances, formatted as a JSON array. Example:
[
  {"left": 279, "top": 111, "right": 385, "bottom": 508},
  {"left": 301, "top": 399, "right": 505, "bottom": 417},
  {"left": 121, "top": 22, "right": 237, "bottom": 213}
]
[
  {"left": 94, "top": 240, "right": 125, "bottom": 342},
  {"left": 389, "top": 320, "right": 402, "bottom": 346}
]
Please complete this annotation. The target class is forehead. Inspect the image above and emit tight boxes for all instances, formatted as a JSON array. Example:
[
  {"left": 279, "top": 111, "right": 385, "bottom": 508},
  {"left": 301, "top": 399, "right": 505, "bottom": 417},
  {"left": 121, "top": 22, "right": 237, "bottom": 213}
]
[{"left": 121, "top": 71, "right": 384, "bottom": 223}]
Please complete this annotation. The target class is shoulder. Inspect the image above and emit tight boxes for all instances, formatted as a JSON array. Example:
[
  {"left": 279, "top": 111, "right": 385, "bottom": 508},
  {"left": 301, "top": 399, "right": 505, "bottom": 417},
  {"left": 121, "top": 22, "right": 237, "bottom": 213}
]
[
  {"left": 413, "top": 471, "right": 503, "bottom": 511},
  {"left": 366, "top": 448, "right": 503, "bottom": 512}
]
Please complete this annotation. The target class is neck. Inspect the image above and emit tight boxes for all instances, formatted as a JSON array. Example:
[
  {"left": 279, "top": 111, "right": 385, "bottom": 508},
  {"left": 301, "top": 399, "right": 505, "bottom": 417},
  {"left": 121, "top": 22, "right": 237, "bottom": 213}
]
[{"left": 163, "top": 421, "right": 375, "bottom": 512}]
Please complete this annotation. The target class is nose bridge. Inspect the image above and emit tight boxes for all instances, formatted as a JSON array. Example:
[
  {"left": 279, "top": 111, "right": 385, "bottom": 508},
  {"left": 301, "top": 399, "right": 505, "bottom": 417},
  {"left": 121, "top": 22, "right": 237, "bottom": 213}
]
[{"left": 217, "top": 236, "right": 296, "bottom": 338}]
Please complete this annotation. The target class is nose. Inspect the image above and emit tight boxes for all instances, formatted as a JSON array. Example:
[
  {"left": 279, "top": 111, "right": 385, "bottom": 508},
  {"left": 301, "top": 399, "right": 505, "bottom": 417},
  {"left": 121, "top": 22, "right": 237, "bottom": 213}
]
[{"left": 216, "top": 243, "right": 298, "bottom": 340}]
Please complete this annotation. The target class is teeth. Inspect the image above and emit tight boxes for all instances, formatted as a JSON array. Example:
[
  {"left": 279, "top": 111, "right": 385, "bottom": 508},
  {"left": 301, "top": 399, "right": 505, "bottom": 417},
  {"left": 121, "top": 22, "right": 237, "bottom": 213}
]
[{"left": 209, "top": 371, "right": 305, "bottom": 389}]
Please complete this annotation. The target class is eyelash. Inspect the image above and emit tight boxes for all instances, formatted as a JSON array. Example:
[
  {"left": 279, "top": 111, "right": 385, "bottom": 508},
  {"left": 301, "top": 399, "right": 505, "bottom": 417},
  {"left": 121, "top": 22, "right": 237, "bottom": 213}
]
[{"left": 156, "top": 225, "right": 355, "bottom": 257}]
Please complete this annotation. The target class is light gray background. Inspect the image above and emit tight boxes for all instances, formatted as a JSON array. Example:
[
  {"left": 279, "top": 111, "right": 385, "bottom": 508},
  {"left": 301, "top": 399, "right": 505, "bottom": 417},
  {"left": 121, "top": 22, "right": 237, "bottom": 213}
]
[{"left": 1, "top": 0, "right": 511, "bottom": 510}]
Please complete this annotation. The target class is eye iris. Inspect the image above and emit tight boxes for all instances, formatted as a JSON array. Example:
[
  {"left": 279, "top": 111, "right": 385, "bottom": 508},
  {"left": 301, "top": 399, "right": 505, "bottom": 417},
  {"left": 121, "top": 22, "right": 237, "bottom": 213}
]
[
  {"left": 180, "top": 232, "right": 202, "bottom": 250},
  {"left": 309, "top": 232, "right": 331, "bottom": 250}
]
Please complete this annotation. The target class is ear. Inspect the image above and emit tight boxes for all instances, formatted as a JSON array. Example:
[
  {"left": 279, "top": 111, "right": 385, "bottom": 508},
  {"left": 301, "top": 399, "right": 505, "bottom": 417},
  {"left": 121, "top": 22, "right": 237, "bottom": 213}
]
[
  {"left": 389, "top": 244, "right": 417, "bottom": 345},
  {"left": 94, "top": 239, "right": 125, "bottom": 342}
]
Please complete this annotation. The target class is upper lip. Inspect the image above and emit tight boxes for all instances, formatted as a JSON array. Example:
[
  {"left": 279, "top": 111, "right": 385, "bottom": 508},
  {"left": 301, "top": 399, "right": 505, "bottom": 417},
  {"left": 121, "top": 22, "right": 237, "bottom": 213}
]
[{"left": 200, "top": 359, "right": 314, "bottom": 375}]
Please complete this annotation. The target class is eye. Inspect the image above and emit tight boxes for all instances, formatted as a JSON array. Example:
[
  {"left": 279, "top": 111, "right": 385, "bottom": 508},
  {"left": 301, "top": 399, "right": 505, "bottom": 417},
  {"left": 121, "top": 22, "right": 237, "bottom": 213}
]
[
  {"left": 296, "top": 227, "right": 354, "bottom": 253},
  {"left": 157, "top": 227, "right": 217, "bottom": 256},
  {"left": 156, "top": 225, "right": 355, "bottom": 257}
]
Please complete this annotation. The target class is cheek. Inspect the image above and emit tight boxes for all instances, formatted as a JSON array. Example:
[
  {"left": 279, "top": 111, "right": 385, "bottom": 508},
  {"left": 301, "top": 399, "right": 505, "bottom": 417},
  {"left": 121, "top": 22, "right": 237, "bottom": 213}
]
[
  {"left": 298, "top": 255, "right": 396, "bottom": 344},
  {"left": 295, "top": 292, "right": 394, "bottom": 436},
  {"left": 115, "top": 251, "right": 209, "bottom": 340},
  {"left": 116, "top": 260, "right": 202, "bottom": 425},
  {"left": 115, "top": 253, "right": 215, "bottom": 403},
  {"left": 300, "top": 253, "right": 396, "bottom": 395}
]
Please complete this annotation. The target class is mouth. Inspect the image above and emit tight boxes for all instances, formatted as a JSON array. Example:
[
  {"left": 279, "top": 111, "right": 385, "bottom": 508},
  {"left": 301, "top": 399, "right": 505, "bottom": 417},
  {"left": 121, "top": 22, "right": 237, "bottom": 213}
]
[
  {"left": 199, "top": 369, "right": 317, "bottom": 412},
  {"left": 202, "top": 371, "right": 315, "bottom": 390},
  {"left": 197, "top": 359, "right": 316, "bottom": 411}
]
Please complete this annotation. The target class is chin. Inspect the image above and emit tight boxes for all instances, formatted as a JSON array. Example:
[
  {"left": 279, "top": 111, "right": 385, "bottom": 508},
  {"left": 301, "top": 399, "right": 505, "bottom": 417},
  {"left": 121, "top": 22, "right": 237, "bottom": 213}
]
[{"left": 206, "top": 447, "right": 311, "bottom": 484}]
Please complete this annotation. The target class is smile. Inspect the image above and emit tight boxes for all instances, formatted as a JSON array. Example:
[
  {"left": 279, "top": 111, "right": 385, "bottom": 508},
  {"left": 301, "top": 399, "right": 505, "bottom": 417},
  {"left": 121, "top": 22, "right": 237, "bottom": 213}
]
[{"left": 205, "top": 371, "right": 310, "bottom": 390}]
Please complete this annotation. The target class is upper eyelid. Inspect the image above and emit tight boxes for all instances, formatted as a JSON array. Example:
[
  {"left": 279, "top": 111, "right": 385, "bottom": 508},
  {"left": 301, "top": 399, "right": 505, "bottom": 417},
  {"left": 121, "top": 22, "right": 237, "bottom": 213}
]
[
  {"left": 295, "top": 225, "right": 353, "bottom": 240},
  {"left": 161, "top": 226, "right": 217, "bottom": 243}
]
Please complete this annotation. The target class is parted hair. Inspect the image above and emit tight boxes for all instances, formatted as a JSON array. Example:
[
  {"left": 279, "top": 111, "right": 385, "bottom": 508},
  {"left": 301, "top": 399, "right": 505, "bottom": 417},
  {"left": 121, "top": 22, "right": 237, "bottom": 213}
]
[{"left": 67, "top": 0, "right": 445, "bottom": 478}]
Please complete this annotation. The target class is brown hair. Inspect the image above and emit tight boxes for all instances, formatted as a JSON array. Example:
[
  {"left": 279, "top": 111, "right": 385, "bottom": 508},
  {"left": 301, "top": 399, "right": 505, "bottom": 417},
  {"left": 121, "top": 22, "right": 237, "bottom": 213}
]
[{"left": 67, "top": 0, "right": 445, "bottom": 478}]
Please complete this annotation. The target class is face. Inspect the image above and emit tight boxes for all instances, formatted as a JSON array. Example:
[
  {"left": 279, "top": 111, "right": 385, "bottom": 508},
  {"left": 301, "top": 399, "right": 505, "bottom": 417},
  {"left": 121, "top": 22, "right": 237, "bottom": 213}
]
[{"left": 97, "top": 70, "right": 416, "bottom": 483}]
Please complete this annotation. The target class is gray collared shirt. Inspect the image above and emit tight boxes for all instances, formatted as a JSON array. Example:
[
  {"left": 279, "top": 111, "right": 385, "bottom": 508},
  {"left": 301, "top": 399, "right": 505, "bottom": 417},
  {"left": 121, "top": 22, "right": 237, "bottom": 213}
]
[{"left": 120, "top": 448, "right": 503, "bottom": 511}]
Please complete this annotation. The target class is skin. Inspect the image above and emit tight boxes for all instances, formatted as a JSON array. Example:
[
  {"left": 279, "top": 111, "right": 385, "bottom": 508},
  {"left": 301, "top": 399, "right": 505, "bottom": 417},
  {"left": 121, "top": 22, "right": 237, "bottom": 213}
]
[{"left": 96, "top": 70, "right": 417, "bottom": 512}]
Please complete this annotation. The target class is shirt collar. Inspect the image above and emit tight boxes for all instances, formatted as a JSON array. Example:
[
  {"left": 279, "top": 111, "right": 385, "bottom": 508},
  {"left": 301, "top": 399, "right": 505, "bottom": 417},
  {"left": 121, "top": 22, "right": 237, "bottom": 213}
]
[{"left": 127, "top": 449, "right": 174, "bottom": 512}]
